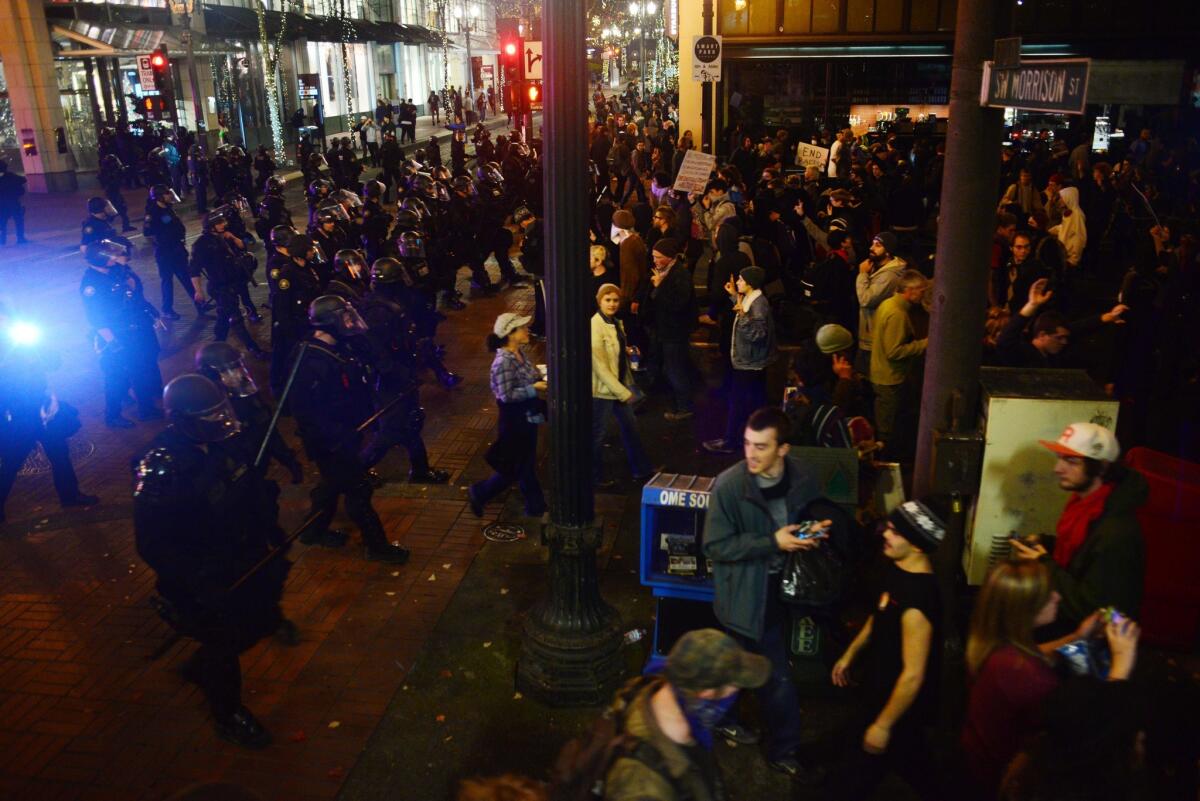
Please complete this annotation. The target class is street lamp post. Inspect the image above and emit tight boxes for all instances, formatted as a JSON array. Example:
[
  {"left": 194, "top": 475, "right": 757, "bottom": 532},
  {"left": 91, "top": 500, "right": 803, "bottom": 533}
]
[
  {"left": 629, "top": 2, "right": 656, "bottom": 99},
  {"left": 515, "top": 0, "right": 626, "bottom": 707},
  {"left": 168, "top": 0, "right": 206, "bottom": 134}
]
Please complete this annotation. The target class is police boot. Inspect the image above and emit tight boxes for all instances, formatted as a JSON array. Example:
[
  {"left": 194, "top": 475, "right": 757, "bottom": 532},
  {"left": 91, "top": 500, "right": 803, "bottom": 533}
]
[
  {"left": 364, "top": 538, "right": 410, "bottom": 564},
  {"left": 435, "top": 366, "right": 463, "bottom": 389},
  {"left": 440, "top": 290, "right": 467, "bottom": 311},
  {"left": 299, "top": 527, "right": 349, "bottom": 548},
  {"left": 215, "top": 706, "right": 272, "bottom": 749}
]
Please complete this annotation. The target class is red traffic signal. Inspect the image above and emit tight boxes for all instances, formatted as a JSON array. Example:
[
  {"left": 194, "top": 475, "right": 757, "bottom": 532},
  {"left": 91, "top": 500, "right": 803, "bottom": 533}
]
[
  {"left": 150, "top": 52, "right": 166, "bottom": 69},
  {"left": 527, "top": 83, "right": 540, "bottom": 102},
  {"left": 504, "top": 41, "right": 518, "bottom": 57}
]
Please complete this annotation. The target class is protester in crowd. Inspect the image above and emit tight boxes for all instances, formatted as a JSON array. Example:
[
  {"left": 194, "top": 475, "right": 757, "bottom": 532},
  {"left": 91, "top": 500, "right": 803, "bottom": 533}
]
[
  {"left": 831, "top": 500, "right": 946, "bottom": 800},
  {"left": 601, "top": 629, "right": 770, "bottom": 800},
  {"left": 961, "top": 559, "right": 1141, "bottom": 799},
  {"left": 702, "top": 407, "right": 828, "bottom": 783},
  {"left": 869, "top": 269, "right": 929, "bottom": 458},
  {"left": 853, "top": 231, "right": 906, "bottom": 374},
  {"left": 997, "top": 279, "right": 1128, "bottom": 369},
  {"left": 612, "top": 209, "right": 647, "bottom": 330},
  {"left": 1048, "top": 185, "right": 1087, "bottom": 269},
  {"left": 646, "top": 238, "right": 696, "bottom": 422},
  {"left": 590, "top": 284, "right": 653, "bottom": 488},
  {"left": 999, "top": 168, "right": 1045, "bottom": 220},
  {"left": 704, "top": 266, "right": 776, "bottom": 455},
  {"left": 1011, "top": 422, "right": 1148, "bottom": 632},
  {"left": 468, "top": 313, "right": 547, "bottom": 519}
]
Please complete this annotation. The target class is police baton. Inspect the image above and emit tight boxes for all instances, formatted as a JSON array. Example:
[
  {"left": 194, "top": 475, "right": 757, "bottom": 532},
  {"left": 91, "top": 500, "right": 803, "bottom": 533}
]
[
  {"left": 231, "top": 391, "right": 409, "bottom": 593},
  {"left": 254, "top": 341, "right": 308, "bottom": 470}
]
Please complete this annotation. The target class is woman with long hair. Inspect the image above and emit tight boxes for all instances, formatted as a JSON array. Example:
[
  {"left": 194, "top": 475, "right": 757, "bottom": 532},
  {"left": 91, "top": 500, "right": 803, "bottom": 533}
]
[
  {"left": 961, "top": 560, "right": 1139, "bottom": 798},
  {"left": 467, "top": 314, "right": 547, "bottom": 519}
]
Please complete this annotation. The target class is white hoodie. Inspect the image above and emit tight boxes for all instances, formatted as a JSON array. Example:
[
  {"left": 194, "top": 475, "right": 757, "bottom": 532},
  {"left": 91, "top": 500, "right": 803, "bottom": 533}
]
[{"left": 1050, "top": 186, "right": 1087, "bottom": 267}]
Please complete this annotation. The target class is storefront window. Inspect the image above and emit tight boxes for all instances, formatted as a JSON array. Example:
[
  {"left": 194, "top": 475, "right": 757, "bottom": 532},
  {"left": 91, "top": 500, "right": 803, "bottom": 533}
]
[
  {"left": 812, "top": 0, "right": 840, "bottom": 32},
  {"left": 783, "top": 0, "right": 813, "bottom": 33},
  {"left": 720, "top": 0, "right": 750, "bottom": 34},
  {"left": 846, "top": 0, "right": 872, "bottom": 31},
  {"left": 749, "top": 0, "right": 776, "bottom": 33},
  {"left": 57, "top": 61, "right": 99, "bottom": 169}
]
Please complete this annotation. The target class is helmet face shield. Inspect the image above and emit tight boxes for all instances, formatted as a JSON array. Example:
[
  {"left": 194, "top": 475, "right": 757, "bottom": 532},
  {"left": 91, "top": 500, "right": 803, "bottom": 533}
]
[
  {"left": 97, "top": 239, "right": 130, "bottom": 264},
  {"left": 159, "top": 188, "right": 182, "bottom": 205},
  {"left": 320, "top": 203, "right": 350, "bottom": 222},
  {"left": 338, "top": 306, "right": 369, "bottom": 337},
  {"left": 397, "top": 233, "right": 427, "bottom": 259},
  {"left": 309, "top": 247, "right": 327, "bottom": 265},
  {"left": 179, "top": 398, "right": 243, "bottom": 442},
  {"left": 217, "top": 364, "right": 258, "bottom": 398},
  {"left": 101, "top": 200, "right": 118, "bottom": 219}
]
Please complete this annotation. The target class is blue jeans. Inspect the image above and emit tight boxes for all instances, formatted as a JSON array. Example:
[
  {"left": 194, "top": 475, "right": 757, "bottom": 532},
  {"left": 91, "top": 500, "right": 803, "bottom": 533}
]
[
  {"left": 728, "top": 582, "right": 804, "bottom": 762},
  {"left": 658, "top": 341, "right": 694, "bottom": 411},
  {"left": 592, "top": 398, "right": 651, "bottom": 482}
]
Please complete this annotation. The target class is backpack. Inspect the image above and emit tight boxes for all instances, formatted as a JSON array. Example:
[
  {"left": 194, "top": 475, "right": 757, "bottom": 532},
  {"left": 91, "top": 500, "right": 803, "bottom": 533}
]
[{"left": 549, "top": 675, "right": 681, "bottom": 801}]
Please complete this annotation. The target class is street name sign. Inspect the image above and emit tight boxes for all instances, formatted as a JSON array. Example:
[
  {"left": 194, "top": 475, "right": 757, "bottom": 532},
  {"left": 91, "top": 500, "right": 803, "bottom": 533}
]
[{"left": 981, "top": 58, "right": 1090, "bottom": 115}]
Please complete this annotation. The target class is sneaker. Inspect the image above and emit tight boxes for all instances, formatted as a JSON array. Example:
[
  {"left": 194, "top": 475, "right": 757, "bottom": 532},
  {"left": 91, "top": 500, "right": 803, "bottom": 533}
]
[
  {"left": 160, "top": 310, "right": 182, "bottom": 321},
  {"left": 298, "top": 528, "right": 349, "bottom": 548},
  {"left": 767, "top": 757, "right": 826, "bottom": 785},
  {"left": 702, "top": 438, "right": 736, "bottom": 454},
  {"left": 664, "top": 410, "right": 694, "bottom": 421},
  {"left": 214, "top": 707, "right": 272, "bottom": 749},
  {"left": 365, "top": 542, "right": 411, "bottom": 564},
  {"left": 409, "top": 468, "right": 450, "bottom": 484},
  {"left": 715, "top": 723, "right": 759, "bottom": 744},
  {"left": 61, "top": 493, "right": 100, "bottom": 509},
  {"left": 105, "top": 416, "right": 135, "bottom": 429}
]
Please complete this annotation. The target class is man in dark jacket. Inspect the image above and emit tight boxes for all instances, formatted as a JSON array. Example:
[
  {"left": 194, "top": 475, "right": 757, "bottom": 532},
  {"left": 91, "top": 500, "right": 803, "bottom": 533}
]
[
  {"left": 997, "top": 279, "right": 1127, "bottom": 369},
  {"left": 0, "top": 159, "right": 27, "bottom": 245},
  {"left": 1013, "top": 423, "right": 1148, "bottom": 628},
  {"left": 701, "top": 406, "right": 827, "bottom": 784},
  {"left": 647, "top": 238, "right": 695, "bottom": 420}
]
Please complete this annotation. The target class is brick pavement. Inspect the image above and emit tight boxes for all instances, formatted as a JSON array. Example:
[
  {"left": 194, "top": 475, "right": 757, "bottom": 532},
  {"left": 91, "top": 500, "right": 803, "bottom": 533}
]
[{"left": 0, "top": 145, "right": 543, "bottom": 799}]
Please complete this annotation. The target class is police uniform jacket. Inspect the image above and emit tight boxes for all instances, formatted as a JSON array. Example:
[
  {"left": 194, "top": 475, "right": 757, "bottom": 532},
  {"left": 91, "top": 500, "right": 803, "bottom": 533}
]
[
  {"left": 289, "top": 335, "right": 374, "bottom": 458},
  {"left": 80, "top": 265, "right": 158, "bottom": 339},
  {"left": 143, "top": 204, "right": 187, "bottom": 256},
  {"left": 132, "top": 426, "right": 288, "bottom": 643},
  {"left": 190, "top": 231, "right": 245, "bottom": 289},
  {"left": 360, "top": 291, "right": 419, "bottom": 394},
  {"left": 270, "top": 260, "right": 322, "bottom": 343},
  {"left": 81, "top": 217, "right": 131, "bottom": 251}
]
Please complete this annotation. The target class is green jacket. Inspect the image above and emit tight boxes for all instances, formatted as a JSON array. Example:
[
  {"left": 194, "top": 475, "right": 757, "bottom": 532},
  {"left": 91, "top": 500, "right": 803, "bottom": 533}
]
[
  {"left": 869, "top": 293, "right": 927, "bottom": 386},
  {"left": 1042, "top": 467, "right": 1149, "bottom": 624},
  {"left": 605, "top": 677, "right": 723, "bottom": 801},
  {"left": 701, "top": 456, "right": 821, "bottom": 640}
]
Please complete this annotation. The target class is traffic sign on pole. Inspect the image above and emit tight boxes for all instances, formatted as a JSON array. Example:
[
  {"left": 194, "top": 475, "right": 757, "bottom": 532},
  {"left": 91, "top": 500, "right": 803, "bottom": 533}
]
[{"left": 692, "top": 35, "right": 721, "bottom": 82}]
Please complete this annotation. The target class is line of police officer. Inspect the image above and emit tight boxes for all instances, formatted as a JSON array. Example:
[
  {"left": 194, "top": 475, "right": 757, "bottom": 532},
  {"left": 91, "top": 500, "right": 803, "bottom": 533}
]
[{"left": 82, "top": 139, "right": 544, "bottom": 748}]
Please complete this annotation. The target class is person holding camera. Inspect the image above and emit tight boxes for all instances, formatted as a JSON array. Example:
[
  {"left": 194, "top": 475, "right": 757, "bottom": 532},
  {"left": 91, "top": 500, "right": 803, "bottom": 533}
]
[
  {"left": 1011, "top": 423, "right": 1148, "bottom": 633},
  {"left": 961, "top": 559, "right": 1140, "bottom": 799},
  {"left": 702, "top": 407, "right": 827, "bottom": 783}
]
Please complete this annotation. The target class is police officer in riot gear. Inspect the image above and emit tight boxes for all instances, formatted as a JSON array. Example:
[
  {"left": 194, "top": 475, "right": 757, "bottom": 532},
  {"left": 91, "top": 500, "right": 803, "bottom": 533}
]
[
  {"left": 359, "top": 180, "right": 393, "bottom": 264},
  {"left": 310, "top": 203, "right": 349, "bottom": 265},
  {"left": 190, "top": 209, "right": 268, "bottom": 358},
  {"left": 143, "top": 184, "right": 196, "bottom": 320},
  {"left": 265, "top": 225, "right": 296, "bottom": 297},
  {"left": 215, "top": 195, "right": 261, "bottom": 321},
  {"left": 81, "top": 197, "right": 133, "bottom": 255},
  {"left": 189, "top": 144, "right": 210, "bottom": 215},
  {"left": 358, "top": 261, "right": 450, "bottom": 483},
  {"left": 0, "top": 303, "right": 99, "bottom": 524},
  {"left": 448, "top": 174, "right": 499, "bottom": 295},
  {"left": 133, "top": 373, "right": 294, "bottom": 749},
  {"left": 288, "top": 296, "right": 411, "bottom": 562},
  {"left": 98, "top": 154, "right": 135, "bottom": 232},
  {"left": 475, "top": 163, "right": 527, "bottom": 287},
  {"left": 306, "top": 178, "right": 335, "bottom": 227},
  {"left": 195, "top": 342, "right": 304, "bottom": 484},
  {"left": 255, "top": 175, "right": 292, "bottom": 243},
  {"left": 80, "top": 240, "right": 164, "bottom": 428},
  {"left": 268, "top": 233, "right": 325, "bottom": 397}
]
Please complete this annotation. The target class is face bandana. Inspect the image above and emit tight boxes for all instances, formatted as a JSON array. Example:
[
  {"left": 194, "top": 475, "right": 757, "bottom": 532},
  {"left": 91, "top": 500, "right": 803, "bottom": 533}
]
[{"left": 674, "top": 688, "right": 739, "bottom": 750}]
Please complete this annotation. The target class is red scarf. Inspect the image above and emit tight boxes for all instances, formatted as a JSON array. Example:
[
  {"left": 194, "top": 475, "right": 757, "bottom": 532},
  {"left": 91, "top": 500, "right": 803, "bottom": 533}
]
[{"left": 1054, "top": 483, "right": 1115, "bottom": 568}]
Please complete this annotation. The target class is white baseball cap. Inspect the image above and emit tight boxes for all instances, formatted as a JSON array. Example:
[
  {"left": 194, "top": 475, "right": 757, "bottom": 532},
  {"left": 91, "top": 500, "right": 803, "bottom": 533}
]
[
  {"left": 493, "top": 312, "right": 532, "bottom": 339},
  {"left": 1039, "top": 422, "right": 1120, "bottom": 463}
]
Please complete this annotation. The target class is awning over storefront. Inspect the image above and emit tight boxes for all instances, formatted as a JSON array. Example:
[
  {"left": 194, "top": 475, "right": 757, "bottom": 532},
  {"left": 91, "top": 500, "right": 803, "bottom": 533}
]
[{"left": 200, "top": 5, "right": 442, "bottom": 46}]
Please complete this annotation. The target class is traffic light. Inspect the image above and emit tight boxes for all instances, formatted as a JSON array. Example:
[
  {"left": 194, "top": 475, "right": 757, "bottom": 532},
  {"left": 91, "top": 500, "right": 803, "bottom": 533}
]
[{"left": 150, "top": 47, "right": 174, "bottom": 104}]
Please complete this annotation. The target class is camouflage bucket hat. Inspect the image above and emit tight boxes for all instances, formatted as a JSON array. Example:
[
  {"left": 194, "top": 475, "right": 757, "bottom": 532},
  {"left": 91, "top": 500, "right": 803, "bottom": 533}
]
[{"left": 665, "top": 628, "right": 770, "bottom": 691}]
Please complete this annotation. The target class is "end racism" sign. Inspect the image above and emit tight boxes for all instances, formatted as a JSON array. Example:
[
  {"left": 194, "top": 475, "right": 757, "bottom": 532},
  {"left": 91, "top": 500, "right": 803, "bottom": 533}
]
[{"left": 981, "top": 58, "right": 1090, "bottom": 115}]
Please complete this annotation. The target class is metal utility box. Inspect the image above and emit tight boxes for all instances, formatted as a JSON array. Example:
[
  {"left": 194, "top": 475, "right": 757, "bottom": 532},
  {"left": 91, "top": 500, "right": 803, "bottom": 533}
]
[
  {"left": 640, "top": 473, "right": 717, "bottom": 603},
  {"left": 964, "top": 368, "right": 1119, "bottom": 585}
]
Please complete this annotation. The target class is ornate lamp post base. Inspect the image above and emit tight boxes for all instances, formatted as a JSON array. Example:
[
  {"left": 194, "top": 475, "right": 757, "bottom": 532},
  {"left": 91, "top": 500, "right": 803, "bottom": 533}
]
[{"left": 516, "top": 523, "right": 626, "bottom": 707}]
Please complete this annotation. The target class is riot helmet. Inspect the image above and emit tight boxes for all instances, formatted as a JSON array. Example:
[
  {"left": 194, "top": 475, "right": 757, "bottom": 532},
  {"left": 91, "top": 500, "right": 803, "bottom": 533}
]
[
  {"left": 100, "top": 154, "right": 123, "bottom": 171},
  {"left": 194, "top": 341, "right": 258, "bottom": 398},
  {"left": 395, "top": 230, "right": 427, "bottom": 260},
  {"left": 270, "top": 225, "right": 296, "bottom": 251},
  {"left": 150, "top": 184, "right": 181, "bottom": 205},
  {"left": 399, "top": 196, "right": 430, "bottom": 221},
  {"left": 287, "top": 233, "right": 317, "bottom": 263},
  {"left": 203, "top": 207, "right": 230, "bottom": 232},
  {"left": 84, "top": 239, "right": 129, "bottom": 268},
  {"left": 317, "top": 203, "right": 349, "bottom": 225},
  {"left": 308, "top": 295, "right": 368, "bottom": 337},
  {"left": 335, "top": 189, "right": 363, "bottom": 211},
  {"left": 393, "top": 208, "right": 422, "bottom": 232},
  {"left": 222, "top": 192, "right": 251, "bottom": 215},
  {"left": 334, "top": 248, "right": 368, "bottom": 279},
  {"left": 369, "top": 257, "right": 405, "bottom": 286},
  {"left": 87, "top": 197, "right": 118, "bottom": 218},
  {"left": 474, "top": 163, "right": 504, "bottom": 187},
  {"left": 265, "top": 175, "right": 286, "bottom": 195},
  {"left": 163, "top": 374, "right": 242, "bottom": 442},
  {"left": 361, "top": 180, "right": 385, "bottom": 201},
  {"left": 308, "top": 178, "right": 334, "bottom": 198}
]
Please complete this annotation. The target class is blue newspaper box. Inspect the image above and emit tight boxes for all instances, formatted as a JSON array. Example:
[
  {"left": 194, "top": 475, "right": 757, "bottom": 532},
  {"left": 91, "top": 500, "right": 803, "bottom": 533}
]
[{"left": 640, "top": 473, "right": 721, "bottom": 657}]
